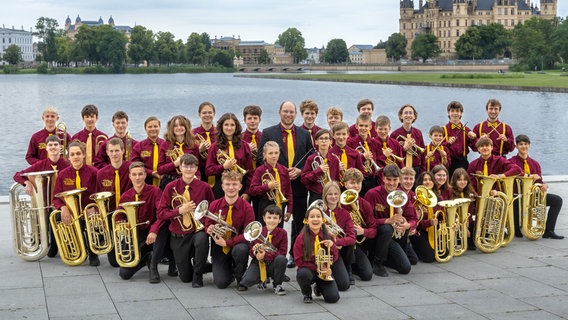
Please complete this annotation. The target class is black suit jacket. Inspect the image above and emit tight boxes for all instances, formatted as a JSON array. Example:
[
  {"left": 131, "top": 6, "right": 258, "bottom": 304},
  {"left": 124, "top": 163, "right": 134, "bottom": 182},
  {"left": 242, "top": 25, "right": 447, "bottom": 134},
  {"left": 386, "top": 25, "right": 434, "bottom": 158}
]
[{"left": 257, "top": 123, "right": 314, "bottom": 170}]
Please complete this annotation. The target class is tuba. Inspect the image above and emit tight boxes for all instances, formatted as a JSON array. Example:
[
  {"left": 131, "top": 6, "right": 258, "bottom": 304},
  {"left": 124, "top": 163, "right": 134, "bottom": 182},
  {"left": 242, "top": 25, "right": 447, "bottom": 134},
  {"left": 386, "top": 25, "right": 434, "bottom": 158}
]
[
  {"left": 261, "top": 170, "right": 288, "bottom": 205},
  {"left": 112, "top": 200, "right": 149, "bottom": 268},
  {"left": 340, "top": 189, "right": 366, "bottom": 244},
  {"left": 433, "top": 200, "right": 460, "bottom": 263},
  {"left": 498, "top": 176, "right": 518, "bottom": 247},
  {"left": 216, "top": 149, "right": 247, "bottom": 175},
  {"left": 311, "top": 153, "right": 331, "bottom": 188},
  {"left": 56, "top": 122, "right": 68, "bottom": 158},
  {"left": 472, "top": 174, "right": 508, "bottom": 253},
  {"left": 83, "top": 192, "right": 114, "bottom": 255},
  {"left": 50, "top": 188, "right": 89, "bottom": 266},
  {"left": 170, "top": 188, "right": 205, "bottom": 232},
  {"left": 193, "top": 200, "right": 238, "bottom": 239},
  {"left": 516, "top": 176, "right": 547, "bottom": 240},
  {"left": 244, "top": 221, "right": 277, "bottom": 253},
  {"left": 453, "top": 198, "right": 473, "bottom": 256},
  {"left": 386, "top": 190, "right": 408, "bottom": 239},
  {"left": 10, "top": 170, "right": 56, "bottom": 261}
]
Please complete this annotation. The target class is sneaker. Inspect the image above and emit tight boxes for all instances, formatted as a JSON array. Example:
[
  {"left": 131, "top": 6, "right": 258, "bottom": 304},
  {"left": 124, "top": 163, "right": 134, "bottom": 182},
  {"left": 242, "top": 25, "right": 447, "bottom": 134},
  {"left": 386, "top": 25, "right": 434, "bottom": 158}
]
[
  {"left": 283, "top": 274, "right": 290, "bottom": 282},
  {"left": 237, "top": 283, "right": 248, "bottom": 291},
  {"left": 89, "top": 255, "right": 100, "bottom": 267},
  {"left": 168, "top": 262, "right": 178, "bottom": 277},
  {"left": 286, "top": 256, "right": 295, "bottom": 268},
  {"left": 303, "top": 294, "right": 313, "bottom": 303},
  {"left": 257, "top": 282, "right": 267, "bottom": 291},
  {"left": 274, "top": 284, "right": 286, "bottom": 296},
  {"left": 313, "top": 284, "right": 322, "bottom": 297},
  {"left": 373, "top": 263, "right": 388, "bottom": 277},
  {"left": 192, "top": 274, "right": 203, "bottom": 288},
  {"left": 349, "top": 274, "right": 355, "bottom": 286}
]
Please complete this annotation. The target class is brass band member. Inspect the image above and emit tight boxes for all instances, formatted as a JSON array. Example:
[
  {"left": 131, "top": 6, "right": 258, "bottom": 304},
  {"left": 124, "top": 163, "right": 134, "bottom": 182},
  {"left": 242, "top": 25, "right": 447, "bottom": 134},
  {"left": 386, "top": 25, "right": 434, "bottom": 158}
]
[
  {"left": 241, "top": 105, "right": 263, "bottom": 170},
  {"left": 293, "top": 204, "right": 340, "bottom": 304},
  {"left": 95, "top": 111, "right": 137, "bottom": 169},
  {"left": 443, "top": 101, "right": 477, "bottom": 175},
  {"left": 467, "top": 136, "right": 521, "bottom": 191},
  {"left": 158, "top": 154, "right": 214, "bottom": 287},
  {"left": 391, "top": 104, "right": 425, "bottom": 172},
  {"left": 131, "top": 116, "right": 165, "bottom": 187},
  {"left": 329, "top": 122, "right": 367, "bottom": 188},
  {"left": 409, "top": 171, "right": 439, "bottom": 263},
  {"left": 373, "top": 115, "right": 405, "bottom": 170},
  {"left": 71, "top": 104, "right": 108, "bottom": 166},
  {"left": 299, "top": 99, "right": 322, "bottom": 147},
  {"left": 52, "top": 140, "right": 99, "bottom": 266},
  {"left": 398, "top": 167, "right": 419, "bottom": 265},
  {"left": 432, "top": 164, "right": 452, "bottom": 201},
  {"left": 26, "top": 106, "right": 71, "bottom": 165},
  {"left": 347, "top": 115, "right": 382, "bottom": 196},
  {"left": 450, "top": 168, "right": 477, "bottom": 250},
  {"left": 473, "top": 98, "right": 515, "bottom": 157},
  {"left": 510, "top": 134, "right": 564, "bottom": 239},
  {"left": 193, "top": 101, "right": 216, "bottom": 187},
  {"left": 240, "top": 205, "right": 288, "bottom": 295},
  {"left": 206, "top": 171, "right": 255, "bottom": 290},
  {"left": 326, "top": 107, "right": 343, "bottom": 131},
  {"left": 13, "top": 135, "right": 70, "bottom": 258},
  {"left": 422, "top": 125, "right": 451, "bottom": 173},
  {"left": 117, "top": 162, "right": 165, "bottom": 281},
  {"left": 348, "top": 99, "right": 377, "bottom": 139}
]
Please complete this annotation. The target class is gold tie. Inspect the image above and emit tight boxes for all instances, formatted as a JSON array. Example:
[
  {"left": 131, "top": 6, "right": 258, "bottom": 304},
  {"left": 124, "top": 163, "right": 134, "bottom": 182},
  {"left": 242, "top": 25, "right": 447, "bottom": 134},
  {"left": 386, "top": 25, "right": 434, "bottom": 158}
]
[
  {"left": 223, "top": 205, "right": 233, "bottom": 254},
  {"left": 259, "top": 233, "right": 273, "bottom": 282},
  {"left": 451, "top": 124, "right": 461, "bottom": 130},
  {"left": 75, "top": 170, "right": 81, "bottom": 189},
  {"left": 285, "top": 129, "right": 294, "bottom": 168},
  {"left": 405, "top": 134, "right": 413, "bottom": 168},
  {"left": 86, "top": 132, "right": 93, "bottom": 166},
  {"left": 273, "top": 167, "right": 282, "bottom": 209},
  {"left": 152, "top": 142, "right": 159, "bottom": 187},
  {"left": 135, "top": 193, "right": 139, "bottom": 202},
  {"left": 50, "top": 164, "right": 58, "bottom": 202},
  {"left": 341, "top": 149, "right": 348, "bottom": 169},
  {"left": 313, "top": 234, "right": 321, "bottom": 258},
  {"left": 524, "top": 159, "right": 530, "bottom": 175},
  {"left": 182, "top": 185, "right": 191, "bottom": 228},
  {"left": 483, "top": 160, "right": 488, "bottom": 176},
  {"left": 115, "top": 170, "right": 121, "bottom": 208},
  {"left": 331, "top": 210, "right": 336, "bottom": 223},
  {"left": 176, "top": 141, "right": 184, "bottom": 154},
  {"left": 206, "top": 132, "right": 215, "bottom": 187},
  {"left": 382, "top": 141, "right": 387, "bottom": 149},
  {"left": 251, "top": 134, "right": 257, "bottom": 170},
  {"left": 228, "top": 141, "right": 236, "bottom": 172}
]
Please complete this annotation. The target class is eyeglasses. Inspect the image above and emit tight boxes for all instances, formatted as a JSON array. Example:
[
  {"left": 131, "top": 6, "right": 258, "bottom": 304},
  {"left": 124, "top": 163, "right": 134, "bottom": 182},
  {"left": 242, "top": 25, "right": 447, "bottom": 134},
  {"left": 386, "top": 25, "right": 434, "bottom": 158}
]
[
  {"left": 181, "top": 165, "right": 197, "bottom": 170},
  {"left": 317, "top": 137, "right": 331, "bottom": 141},
  {"left": 403, "top": 111, "right": 414, "bottom": 115}
]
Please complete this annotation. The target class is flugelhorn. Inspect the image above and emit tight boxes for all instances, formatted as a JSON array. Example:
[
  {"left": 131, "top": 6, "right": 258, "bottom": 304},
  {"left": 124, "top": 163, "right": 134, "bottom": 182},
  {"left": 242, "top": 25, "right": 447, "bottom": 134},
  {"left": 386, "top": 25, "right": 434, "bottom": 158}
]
[
  {"left": 340, "top": 189, "right": 366, "bottom": 244},
  {"left": 50, "top": 188, "right": 88, "bottom": 266},
  {"left": 193, "top": 200, "right": 238, "bottom": 239},
  {"left": 355, "top": 143, "right": 381, "bottom": 173},
  {"left": 170, "top": 187, "right": 204, "bottom": 232},
  {"left": 83, "top": 191, "right": 114, "bottom": 255},
  {"left": 216, "top": 149, "right": 247, "bottom": 175},
  {"left": 244, "top": 221, "right": 277, "bottom": 253},
  {"left": 311, "top": 153, "right": 331, "bottom": 188},
  {"left": 386, "top": 190, "right": 408, "bottom": 239},
  {"left": 112, "top": 200, "right": 149, "bottom": 268},
  {"left": 10, "top": 170, "right": 56, "bottom": 261},
  {"left": 261, "top": 169, "right": 288, "bottom": 204},
  {"left": 516, "top": 176, "right": 546, "bottom": 240},
  {"left": 396, "top": 135, "right": 425, "bottom": 156}
]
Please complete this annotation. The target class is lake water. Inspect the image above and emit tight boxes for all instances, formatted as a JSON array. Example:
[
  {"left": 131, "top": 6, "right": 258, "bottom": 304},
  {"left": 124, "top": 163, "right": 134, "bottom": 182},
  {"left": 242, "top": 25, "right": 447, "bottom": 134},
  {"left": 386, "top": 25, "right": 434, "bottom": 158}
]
[{"left": 1, "top": 73, "right": 566, "bottom": 194}]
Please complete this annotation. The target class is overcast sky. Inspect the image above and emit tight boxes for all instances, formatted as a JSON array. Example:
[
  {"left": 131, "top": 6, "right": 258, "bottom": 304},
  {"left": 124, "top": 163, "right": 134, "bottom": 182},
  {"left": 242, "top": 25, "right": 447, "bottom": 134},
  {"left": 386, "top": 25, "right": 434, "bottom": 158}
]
[{"left": 3, "top": 1, "right": 567, "bottom": 48}]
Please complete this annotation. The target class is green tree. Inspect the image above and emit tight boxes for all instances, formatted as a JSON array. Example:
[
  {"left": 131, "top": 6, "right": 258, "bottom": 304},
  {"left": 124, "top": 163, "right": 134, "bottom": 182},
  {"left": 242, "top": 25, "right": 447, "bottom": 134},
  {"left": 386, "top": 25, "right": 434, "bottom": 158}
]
[
  {"left": 323, "top": 39, "right": 349, "bottom": 63},
  {"left": 552, "top": 18, "right": 568, "bottom": 65},
  {"left": 258, "top": 49, "right": 271, "bottom": 64},
  {"left": 128, "top": 25, "right": 154, "bottom": 66},
  {"left": 75, "top": 25, "right": 99, "bottom": 65},
  {"left": 275, "top": 27, "right": 308, "bottom": 63},
  {"left": 385, "top": 33, "right": 407, "bottom": 60},
  {"left": 153, "top": 32, "right": 177, "bottom": 66},
  {"left": 209, "top": 48, "right": 233, "bottom": 68},
  {"left": 55, "top": 36, "right": 74, "bottom": 67},
  {"left": 3, "top": 44, "right": 23, "bottom": 65},
  {"left": 186, "top": 32, "right": 207, "bottom": 64},
  {"left": 456, "top": 24, "right": 511, "bottom": 59},
  {"left": 375, "top": 40, "right": 387, "bottom": 49},
  {"left": 34, "top": 17, "right": 61, "bottom": 64},
  {"left": 96, "top": 25, "right": 127, "bottom": 72},
  {"left": 455, "top": 26, "right": 483, "bottom": 59},
  {"left": 201, "top": 32, "right": 212, "bottom": 51},
  {"left": 512, "top": 17, "right": 557, "bottom": 69},
  {"left": 411, "top": 34, "right": 440, "bottom": 62}
]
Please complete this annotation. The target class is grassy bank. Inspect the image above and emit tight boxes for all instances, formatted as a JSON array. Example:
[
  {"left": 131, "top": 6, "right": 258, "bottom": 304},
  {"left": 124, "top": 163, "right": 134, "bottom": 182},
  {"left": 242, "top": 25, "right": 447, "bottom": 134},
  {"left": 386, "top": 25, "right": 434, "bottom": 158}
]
[{"left": 2, "top": 65, "right": 235, "bottom": 74}]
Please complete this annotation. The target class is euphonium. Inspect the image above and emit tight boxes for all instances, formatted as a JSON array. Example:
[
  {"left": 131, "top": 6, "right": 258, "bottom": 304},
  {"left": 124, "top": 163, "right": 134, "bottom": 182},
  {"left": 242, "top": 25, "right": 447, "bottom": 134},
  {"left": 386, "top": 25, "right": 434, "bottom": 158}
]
[
  {"left": 453, "top": 198, "right": 473, "bottom": 256},
  {"left": 216, "top": 149, "right": 247, "bottom": 175},
  {"left": 386, "top": 190, "right": 409, "bottom": 239},
  {"left": 433, "top": 200, "right": 459, "bottom": 263},
  {"left": 56, "top": 122, "right": 68, "bottom": 158},
  {"left": 356, "top": 143, "right": 381, "bottom": 173},
  {"left": 340, "top": 189, "right": 366, "bottom": 244},
  {"left": 516, "top": 176, "right": 546, "bottom": 240},
  {"left": 10, "top": 170, "right": 56, "bottom": 261},
  {"left": 311, "top": 153, "right": 331, "bottom": 188},
  {"left": 413, "top": 185, "right": 437, "bottom": 237},
  {"left": 315, "top": 242, "right": 334, "bottom": 281},
  {"left": 170, "top": 187, "right": 204, "bottom": 232},
  {"left": 112, "top": 200, "right": 149, "bottom": 268},
  {"left": 472, "top": 174, "right": 508, "bottom": 253},
  {"left": 498, "top": 176, "right": 518, "bottom": 247},
  {"left": 244, "top": 221, "right": 277, "bottom": 253},
  {"left": 83, "top": 191, "right": 114, "bottom": 255},
  {"left": 396, "top": 135, "right": 425, "bottom": 156},
  {"left": 50, "top": 188, "right": 88, "bottom": 266},
  {"left": 193, "top": 200, "right": 238, "bottom": 239},
  {"left": 194, "top": 133, "right": 209, "bottom": 159},
  {"left": 261, "top": 170, "right": 288, "bottom": 204}
]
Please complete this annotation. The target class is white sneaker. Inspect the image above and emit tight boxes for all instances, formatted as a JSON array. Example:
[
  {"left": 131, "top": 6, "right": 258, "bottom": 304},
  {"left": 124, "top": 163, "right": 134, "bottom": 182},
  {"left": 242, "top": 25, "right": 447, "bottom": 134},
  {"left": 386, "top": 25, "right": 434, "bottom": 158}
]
[{"left": 274, "top": 284, "right": 286, "bottom": 296}]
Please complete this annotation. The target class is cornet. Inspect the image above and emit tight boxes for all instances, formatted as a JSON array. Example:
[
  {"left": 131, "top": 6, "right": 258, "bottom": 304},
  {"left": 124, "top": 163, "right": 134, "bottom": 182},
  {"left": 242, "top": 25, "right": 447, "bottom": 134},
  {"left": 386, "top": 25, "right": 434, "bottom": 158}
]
[
  {"left": 396, "top": 135, "right": 425, "bottom": 156},
  {"left": 311, "top": 153, "right": 331, "bottom": 188},
  {"left": 261, "top": 170, "right": 288, "bottom": 204},
  {"left": 355, "top": 143, "right": 381, "bottom": 173},
  {"left": 193, "top": 200, "right": 238, "bottom": 239},
  {"left": 170, "top": 187, "right": 205, "bottom": 232},
  {"left": 244, "top": 221, "right": 277, "bottom": 253},
  {"left": 216, "top": 149, "right": 247, "bottom": 175},
  {"left": 386, "top": 190, "right": 409, "bottom": 239},
  {"left": 83, "top": 191, "right": 114, "bottom": 255}
]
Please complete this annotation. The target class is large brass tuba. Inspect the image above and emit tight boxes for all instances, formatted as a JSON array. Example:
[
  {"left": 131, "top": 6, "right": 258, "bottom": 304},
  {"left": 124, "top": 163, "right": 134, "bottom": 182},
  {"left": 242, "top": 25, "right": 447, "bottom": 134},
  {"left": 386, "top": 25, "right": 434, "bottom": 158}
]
[
  {"left": 453, "top": 198, "right": 473, "bottom": 256},
  {"left": 112, "top": 200, "right": 149, "bottom": 268},
  {"left": 340, "top": 189, "right": 366, "bottom": 244},
  {"left": 216, "top": 149, "right": 248, "bottom": 175},
  {"left": 386, "top": 190, "right": 409, "bottom": 239},
  {"left": 193, "top": 200, "right": 238, "bottom": 239},
  {"left": 433, "top": 200, "right": 460, "bottom": 263},
  {"left": 261, "top": 169, "right": 288, "bottom": 205},
  {"left": 50, "top": 188, "right": 89, "bottom": 266},
  {"left": 472, "top": 174, "right": 508, "bottom": 253},
  {"left": 244, "top": 221, "right": 277, "bottom": 253},
  {"left": 498, "top": 176, "right": 518, "bottom": 247},
  {"left": 170, "top": 187, "right": 205, "bottom": 232},
  {"left": 10, "top": 170, "right": 56, "bottom": 261},
  {"left": 516, "top": 176, "right": 547, "bottom": 240},
  {"left": 83, "top": 191, "right": 114, "bottom": 255}
]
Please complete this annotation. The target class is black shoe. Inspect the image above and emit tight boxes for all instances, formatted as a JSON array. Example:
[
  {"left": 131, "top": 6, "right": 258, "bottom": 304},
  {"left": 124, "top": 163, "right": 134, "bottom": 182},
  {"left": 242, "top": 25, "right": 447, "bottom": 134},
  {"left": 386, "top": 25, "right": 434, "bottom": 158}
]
[
  {"left": 168, "top": 262, "right": 178, "bottom": 277},
  {"left": 286, "top": 257, "right": 295, "bottom": 268},
  {"left": 160, "top": 257, "right": 170, "bottom": 265},
  {"left": 192, "top": 274, "right": 203, "bottom": 288},
  {"left": 515, "top": 229, "right": 523, "bottom": 238},
  {"left": 543, "top": 231, "right": 565, "bottom": 240},
  {"left": 89, "top": 255, "right": 100, "bottom": 267},
  {"left": 237, "top": 283, "right": 248, "bottom": 291},
  {"left": 203, "top": 262, "right": 213, "bottom": 274},
  {"left": 283, "top": 274, "right": 290, "bottom": 282},
  {"left": 47, "top": 245, "right": 58, "bottom": 258},
  {"left": 313, "top": 284, "right": 321, "bottom": 297},
  {"left": 373, "top": 263, "right": 388, "bottom": 277},
  {"left": 349, "top": 273, "right": 355, "bottom": 286},
  {"left": 303, "top": 294, "right": 313, "bottom": 303},
  {"left": 149, "top": 263, "right": 160, "bottom": 283}
]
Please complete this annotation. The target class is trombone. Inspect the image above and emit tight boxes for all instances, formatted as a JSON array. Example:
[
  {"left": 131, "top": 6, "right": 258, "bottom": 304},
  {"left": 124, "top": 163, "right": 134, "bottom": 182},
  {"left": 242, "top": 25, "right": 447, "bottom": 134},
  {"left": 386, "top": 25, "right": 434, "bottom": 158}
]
[
  {"left": 396, "top": 135, "right": 425, "bottom": 156},
  {"left": 355, "top": 143, "right": 381, "bottom": 173},
  {"left": 216, "top": 149, "right": 247, "bottom": 175},
  {"left": 261, "top": 170, "right": 288, "bottom": 204}
]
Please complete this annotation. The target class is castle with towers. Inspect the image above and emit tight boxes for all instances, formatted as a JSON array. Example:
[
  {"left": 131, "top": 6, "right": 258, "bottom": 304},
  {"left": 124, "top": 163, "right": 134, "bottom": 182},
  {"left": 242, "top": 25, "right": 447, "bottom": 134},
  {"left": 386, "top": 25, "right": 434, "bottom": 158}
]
[
  {"left": 64, "top": 15, "right": 132, "bottom": 39},
  {"left": 399, "top": 0, "right": 558, "bottom": 58}
]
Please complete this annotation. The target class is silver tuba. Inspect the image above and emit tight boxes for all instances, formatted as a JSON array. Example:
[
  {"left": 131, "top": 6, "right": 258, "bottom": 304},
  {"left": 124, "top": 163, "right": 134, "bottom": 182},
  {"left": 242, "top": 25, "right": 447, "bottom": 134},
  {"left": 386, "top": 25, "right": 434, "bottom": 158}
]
[
  {"left": 244, "top": 221, "right": 277, "bottom": 253},
  {"left": 193, "top": 200, "right": 238, "bottom": 239}
]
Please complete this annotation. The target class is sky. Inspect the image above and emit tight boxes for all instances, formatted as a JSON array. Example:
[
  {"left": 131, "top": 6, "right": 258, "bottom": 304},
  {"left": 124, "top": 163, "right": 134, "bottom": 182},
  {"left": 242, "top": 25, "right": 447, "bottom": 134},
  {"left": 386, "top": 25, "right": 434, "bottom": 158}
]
[{"left": 3, "top": 1, "right": 568, "bottom": 48}]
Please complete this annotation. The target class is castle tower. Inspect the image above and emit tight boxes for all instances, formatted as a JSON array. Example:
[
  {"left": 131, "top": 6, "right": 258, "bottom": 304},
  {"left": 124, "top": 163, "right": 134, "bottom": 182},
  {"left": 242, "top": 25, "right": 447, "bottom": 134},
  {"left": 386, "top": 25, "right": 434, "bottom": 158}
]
[{"left": 539, "top": 0, "right": 557, "bottom": 19}]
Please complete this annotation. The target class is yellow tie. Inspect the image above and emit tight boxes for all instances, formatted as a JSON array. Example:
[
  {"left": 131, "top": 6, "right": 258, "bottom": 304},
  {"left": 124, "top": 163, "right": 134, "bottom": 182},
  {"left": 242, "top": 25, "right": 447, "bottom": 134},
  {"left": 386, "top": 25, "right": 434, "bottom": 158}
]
[
  {"left": 135, "top": 193, "right": 139, "bottom": 202},
  {"left": 363, "top": 141, "right": 370, "bottom": 152},
  {"left": 259, "top": 233, "right": 272, "bottom": 282},
  {"left": 483, "top": 160, "right": 488, "bottom": 176},
  {"left": 75, "top": 170, "right": 81, "bottom": 189},
  {"left": 115, "top": 170, "right": 121, "bottom": 208},
  {"left": 331, "top": 210, "right": 336, "bottom": 223},
  {"left": 206, "top": 132, "right": 215, "bottom": 187},
  {"left": 285, "top": 129, "right": 294, "bottom": 168},
  {"left": 383, "top": 141, "right": 387, "bottom": 149},
  {"left": 223, "top": 205, "right": 233, "bottom": 254},
  {"left": 228, "top": 141, "right": 236, "bottom": 172},
  {"left": 50, "top": 164, "right": 58, "bottom": 201},
  {"left": 251, "top": 134, "right": 257, "bottom": 170},
  {"left": 313, "top": 234, "right": 321, "bottom": 258},
  {"left": 176, "top": 141, "right": 184, "bottom": 154},
  {"left": 152, "top": 142, "right": 159, "bottom": 187},
  {"left": 273, "top": 167, "right": 282, "bottom": 209},
  {"left": 86, "top": 132, "right": 93, "bottom": 166},
  {"left": 182, "top": 185, "right": 192, "bottom": 228},
  {"left": 341, "top": 149, "right": 348, "bottom": 169},
  {"left": 405, "top": 134, "right": 413, "bottom": 168},
  {"left": 524, "top": 159, "right": 530, "bottom": 175},
  {"left": 451, "top": 124, "right": 461, "bottom": 130}
]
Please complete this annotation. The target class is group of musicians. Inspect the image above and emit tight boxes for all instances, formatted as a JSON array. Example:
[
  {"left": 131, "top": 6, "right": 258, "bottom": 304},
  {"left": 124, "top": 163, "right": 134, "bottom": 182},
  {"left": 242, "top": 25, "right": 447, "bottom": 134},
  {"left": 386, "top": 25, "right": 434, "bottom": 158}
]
[{"left": 14, "top": 98, "right": 564, "bottom": 304}]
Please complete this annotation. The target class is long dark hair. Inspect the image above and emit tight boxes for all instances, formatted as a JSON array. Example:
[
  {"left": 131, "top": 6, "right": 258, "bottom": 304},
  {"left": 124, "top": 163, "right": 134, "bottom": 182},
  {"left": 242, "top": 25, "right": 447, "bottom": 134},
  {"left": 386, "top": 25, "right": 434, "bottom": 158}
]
[
  {"left": 302, "top": 206, "right": 331, "bottom": 260},
  {"left": 432, "top": 164, "right": 451, "bottom": 195},
  {"left": 164, "top": 115, "right": 196, "bottom": 148},
  {"left": 215, "top": 113, "right": 242, "bottom": 150},
  {"left": 450, "top": 168, "right": 475, "bottom": 198}
]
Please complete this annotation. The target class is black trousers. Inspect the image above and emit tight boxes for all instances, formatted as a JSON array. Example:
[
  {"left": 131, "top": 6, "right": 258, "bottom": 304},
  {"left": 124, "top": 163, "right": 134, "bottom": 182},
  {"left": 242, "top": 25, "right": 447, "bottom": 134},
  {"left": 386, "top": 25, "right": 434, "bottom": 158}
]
[
  {"left": 241, "top": 255, "right": 287, "bottom": 287},
  {"left": 118, "top": 229, "right": 154, "bottom": 280},
  {"left": 449, "top": 156, "right": 469, "bottom": 177},
  {"left": 152, "top": 221, "right": 174, "bottom": 264},
  {"left": 352, "top": 246, "right": 373, "bottom": 281},
  {"left": 170, "top": 231, "right": 209, "bottom": 283},
  {"left": 296, "top": 267, "right": 339, "bottom": 303},
  {"left": 410, "top": 232, "right": 435, "bottom": 263},
  {"left": 289, "top": 179, "right": 308, "bottom": 257},
  {"left": 374, "top": 224, "right": 411, "bottom": 274},
  {"left": 332, "top": 254, "right": 351, "bottom": 291},
  {"left": 211, "top": 241, "right": 249, "bottom": 289}
]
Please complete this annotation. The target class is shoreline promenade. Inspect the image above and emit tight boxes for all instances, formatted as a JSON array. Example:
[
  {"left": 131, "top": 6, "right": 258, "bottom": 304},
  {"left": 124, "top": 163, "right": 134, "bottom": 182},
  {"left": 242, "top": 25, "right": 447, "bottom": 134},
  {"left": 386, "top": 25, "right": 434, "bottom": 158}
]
[{"left": 1, "top": 177, "right": 567, "bottom": 320}]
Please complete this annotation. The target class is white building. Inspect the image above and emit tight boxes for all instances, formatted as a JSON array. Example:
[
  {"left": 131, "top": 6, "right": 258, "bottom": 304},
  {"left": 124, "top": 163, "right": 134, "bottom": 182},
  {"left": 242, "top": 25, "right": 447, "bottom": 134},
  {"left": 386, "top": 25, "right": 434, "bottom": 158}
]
[{"left": 1, "top": 26, "right": 35, "bottom": 62}]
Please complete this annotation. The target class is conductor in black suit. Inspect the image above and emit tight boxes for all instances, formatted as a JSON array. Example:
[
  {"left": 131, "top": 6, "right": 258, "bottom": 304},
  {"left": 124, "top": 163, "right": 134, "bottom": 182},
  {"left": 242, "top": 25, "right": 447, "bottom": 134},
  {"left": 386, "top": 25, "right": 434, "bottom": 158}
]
[{"left": 257, "top": 101, "right": 314, "bottom": 268}]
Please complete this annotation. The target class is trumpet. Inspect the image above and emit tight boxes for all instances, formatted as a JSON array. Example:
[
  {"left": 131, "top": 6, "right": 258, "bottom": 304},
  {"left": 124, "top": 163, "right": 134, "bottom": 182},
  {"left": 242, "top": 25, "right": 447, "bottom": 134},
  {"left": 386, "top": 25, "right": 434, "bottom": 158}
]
[
  {"left": 170, "top": 187, "right": 205, "bottom": 232},
  {"left": 193, "top": 200, "right": 238, "bottom": 239},
  {"left": 340, "top": 189, "right": 366, "bottom": 244},
  {"left": 244, "top": 221, "right": 277, "bottom": 253},
  {"left": 112, "top": 200, "right": 150, "bottom": 268},
  {"left": 315, "top": 242, "right": 334, "bottom": 281},
  {"left": 83, "top": 191, "right": 114, "bottom": 255},
  {"left": 386, "top": 190, "right": 409, "bottom": 239},
  {"left": 216, "top": 149, "right": 247, "bottom": 175},
  {"left": 194, "top": 133, "right": 210, "bottom": 159},
  {"left": 56, "top": 122, "right": 68, "bottom": 158},
  {"left": 261, "top": 170, "right": 288, "bottom": 205},
  {"left": 311, "top": 153, "right": 331, "bottom": 188},
  {"left": 397, "top": 135, "right": 425, "bottom": 156},
  {"left": 355, "top": 143, "right": 381, "bottom": 173}
]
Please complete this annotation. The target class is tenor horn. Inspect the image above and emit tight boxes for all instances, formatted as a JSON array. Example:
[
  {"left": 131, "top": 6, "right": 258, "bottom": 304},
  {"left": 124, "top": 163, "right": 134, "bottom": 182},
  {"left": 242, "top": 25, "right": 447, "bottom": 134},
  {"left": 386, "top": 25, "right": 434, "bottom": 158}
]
[
  {"left": 193, "top": 200, "right": 238, "bottom": 239},
  {"left": 261, "top": 169, "right": 288, "bottom": 205},
  {"left": 244, "top": 221, "right": 277, "bottom": 253},
  {"left": 170, "top": 187, "right": 205, "bottom": 232},
  {"left": 112, "top": 200, "right": 149, "bottom": 268},
  {"left": 516, "top": 176, "right": 546, "bottom": 240},
  {"left": 396, "top": 135, "right": 425, "bottom": 156},
  {"left": 83, "top": 191, "right": 114, "bottom": 255},
  {"left": 216, "top": 149, "right": 247, "bottom": 175},
  {"left": 433, "top": 200, "right": 459, "bottom": 263},
  {"left": 315, "top": 243, "right": 334, "bottom": 281},
  {"left": 340, "top": 189, "right": 366, "bottom": 244}
]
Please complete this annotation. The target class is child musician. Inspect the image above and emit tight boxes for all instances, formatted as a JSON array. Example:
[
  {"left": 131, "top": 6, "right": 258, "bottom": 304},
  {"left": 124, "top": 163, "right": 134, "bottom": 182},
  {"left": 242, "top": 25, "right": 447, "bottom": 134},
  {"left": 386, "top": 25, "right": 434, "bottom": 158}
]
[
  {"left": 293, "top": 204, "right": 340, "bottom": 304},
  {"left": 432, "top": 164, "right": 452, "bottom": 201},
  {"left": 299, "top": 99, "right": 322, "bottom": 146},
  {"left": 450, "top": 168, "right": 477, "bottom": 250},
  {"left": 443, "top": 101, "right": 477, "bottom": 175},
  {"left": 391, "top": 104, "right": 425, "bottom": 173},
  {"left": 346, "top": 114, "right": 382, "bottom": 196},
  {"left": 373, "top": 115, "right": 405, "bottom": 169},
  {"left": 329, "top": 122, "right": 366, "bottom": 189},
  {"left": 240, "top": 205, "right": 288, "bottom": 295},
  {"left": 410, "top": 171, "right": 439, "bottom": 263},
  {"left": 26, "top": 106, "right": 71, "bottom": 165},
  {"left": 131, "top": 116, "right": 165, "bottom": 187},
  {"left": 422, "top": 125, "right": 450, "bottom": 173},
  {"left": 193, "top": 101, "right": 216, "bottom": 187},
  {"left": 95, "top": 111, "right": 137, "bottom": 169},
  {"left": 242, "top": 105, "right": 262, "bottom": 170},
  {"left": 71, "top": 104, "right": 107, "bottom": 166},
  {"left": 348, "top": 98, "right": 377, "bottom": 138}
]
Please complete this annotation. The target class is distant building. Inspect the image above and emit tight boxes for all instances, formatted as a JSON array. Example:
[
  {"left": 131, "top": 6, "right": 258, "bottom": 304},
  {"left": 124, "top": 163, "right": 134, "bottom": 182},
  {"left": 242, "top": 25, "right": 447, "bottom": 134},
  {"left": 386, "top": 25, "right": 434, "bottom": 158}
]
[
  {"left": 362, "top": 49, "right": 387, "bottom": 64},
  {"left": 64, "top": 15, "right": 132, "bottom": 39},
  {"left": 0, "top": 26, "right": 35, "bottom": 62},
  {"left": 349, "top": 44, "right": 374, "bottom": 64},
  {"left": 304, "top": 47, "right": 323, "bottom": 64},
  {"left": 211, "top": 35, "right": 293, "bottom": 65},
  {"left": 399, "top": 0, "right": 558, "bottom": 58}
]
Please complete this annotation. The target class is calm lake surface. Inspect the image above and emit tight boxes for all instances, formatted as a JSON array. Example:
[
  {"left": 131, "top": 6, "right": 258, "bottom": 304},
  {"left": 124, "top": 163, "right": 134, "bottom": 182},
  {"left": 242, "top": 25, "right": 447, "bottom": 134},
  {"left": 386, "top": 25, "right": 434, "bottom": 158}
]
[{"left": 1, "top": 73, "right": 566, "bottom": 194}]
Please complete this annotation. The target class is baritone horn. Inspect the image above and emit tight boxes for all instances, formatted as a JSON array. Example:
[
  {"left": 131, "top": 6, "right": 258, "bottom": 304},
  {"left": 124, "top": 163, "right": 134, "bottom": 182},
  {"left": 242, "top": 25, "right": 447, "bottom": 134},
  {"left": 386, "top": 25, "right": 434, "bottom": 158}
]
[
  {"left": 516, "top": 176, "right": 546, "bottom": 240},
  {"left": 83, "top": 191, "right": 114, "bottom": 255},
  {"left": 244, "top": 221, "right": 277, "bottom": 253},
  {"left": 386, "top": 190, "right": 408, "bottom": 239},
  {"left": 340, "top": 189, "right": 366, "bottom": 244},
  {"left": 193, "top": 200, "right": 238, "bottom": 239},
  {"left": 453, "top": 197, "right": 473, "bottom": 256},
  {"left": 433, "top": 200, "right": 459, "bottom": 263},
  {"left": 170, "top": 187, "right": 204, "bottom": 232},
  {"left": 112, "top": 200, "right": 149, "bottom": 268},
  {"left": 472, "top": 174, "right": 508, "bottom": 253},
  {"left": 261, "top": 170, "right": 288, "bottom": 204},
  {"left": 50, "top": 188, "right": 88, "bottom": 266},
  {"left": 10, "top": 170, "right": 56, "bottom": 261},
  {"left": 216, "top": 149, "right": 247, "bottom": 175}
]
